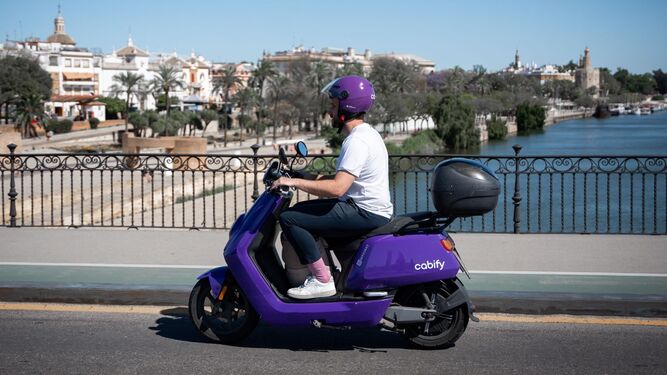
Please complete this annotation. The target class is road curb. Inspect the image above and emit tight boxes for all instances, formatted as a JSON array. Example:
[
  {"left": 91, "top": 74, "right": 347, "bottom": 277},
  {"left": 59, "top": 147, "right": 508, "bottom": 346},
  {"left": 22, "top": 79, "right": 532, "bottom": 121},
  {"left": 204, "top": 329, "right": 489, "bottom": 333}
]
[{"left": 1, "top": 286, "right": 665, "bottom": 318}]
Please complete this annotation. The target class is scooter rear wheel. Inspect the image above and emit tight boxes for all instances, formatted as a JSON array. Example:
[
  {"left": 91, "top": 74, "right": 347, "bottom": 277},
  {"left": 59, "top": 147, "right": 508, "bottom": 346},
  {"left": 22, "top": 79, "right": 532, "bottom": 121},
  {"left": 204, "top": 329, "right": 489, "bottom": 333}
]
[
  {"left": 395, "top": 280, "right": 468, "bottom": 349},
  {"left": 188, "top": 278, "right": 259, "bottom": 344}
]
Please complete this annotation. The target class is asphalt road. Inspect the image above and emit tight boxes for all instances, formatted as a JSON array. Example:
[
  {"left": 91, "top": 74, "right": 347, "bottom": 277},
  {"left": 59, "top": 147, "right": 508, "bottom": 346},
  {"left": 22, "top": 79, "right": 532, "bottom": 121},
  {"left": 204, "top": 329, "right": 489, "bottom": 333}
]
[{"left": 0, "top": 306, "right": 666, "bottom": 374}]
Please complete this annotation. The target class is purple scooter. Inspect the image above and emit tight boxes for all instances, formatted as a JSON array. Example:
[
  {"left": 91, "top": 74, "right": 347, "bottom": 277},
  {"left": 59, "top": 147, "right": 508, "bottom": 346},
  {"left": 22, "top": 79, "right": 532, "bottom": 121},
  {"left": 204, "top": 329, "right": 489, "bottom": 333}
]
[{"left": 188, "top": 142, "right": 500, "bottom": 349}]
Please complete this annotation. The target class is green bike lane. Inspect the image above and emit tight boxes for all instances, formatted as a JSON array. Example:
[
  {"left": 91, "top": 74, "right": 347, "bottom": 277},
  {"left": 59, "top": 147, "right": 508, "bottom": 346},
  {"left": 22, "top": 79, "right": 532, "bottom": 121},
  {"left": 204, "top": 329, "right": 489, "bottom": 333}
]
[
  {"left": 1, "top": 228, "right": 666, "bottom": 315},
  {"left": 1, "top": 263, "right": 665, "bottom": 316}
]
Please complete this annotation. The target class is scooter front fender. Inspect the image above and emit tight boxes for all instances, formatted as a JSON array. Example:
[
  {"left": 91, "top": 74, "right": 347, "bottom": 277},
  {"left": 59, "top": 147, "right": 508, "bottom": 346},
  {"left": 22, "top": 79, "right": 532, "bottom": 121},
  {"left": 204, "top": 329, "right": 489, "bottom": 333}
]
[{"left": 197, "top": 266, "right": 229, "bottom": 299}]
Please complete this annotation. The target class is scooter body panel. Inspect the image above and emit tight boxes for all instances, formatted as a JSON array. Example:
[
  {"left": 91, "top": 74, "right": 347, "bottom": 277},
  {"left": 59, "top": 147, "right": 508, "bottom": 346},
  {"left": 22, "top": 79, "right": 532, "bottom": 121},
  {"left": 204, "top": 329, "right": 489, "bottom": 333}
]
[
  {"left": 346, "top": 234, "right": 460, "bottom": 291},
  {"left": 224, "top": 191, "right": 393, "bottom": 327}
]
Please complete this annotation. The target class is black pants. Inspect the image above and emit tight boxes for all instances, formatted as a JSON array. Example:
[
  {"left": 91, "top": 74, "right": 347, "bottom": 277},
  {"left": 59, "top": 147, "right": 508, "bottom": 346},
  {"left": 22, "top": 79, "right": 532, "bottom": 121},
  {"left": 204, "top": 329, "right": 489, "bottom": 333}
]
[{"left": 278, "top": 199, "right": 391, "bottom": 264}]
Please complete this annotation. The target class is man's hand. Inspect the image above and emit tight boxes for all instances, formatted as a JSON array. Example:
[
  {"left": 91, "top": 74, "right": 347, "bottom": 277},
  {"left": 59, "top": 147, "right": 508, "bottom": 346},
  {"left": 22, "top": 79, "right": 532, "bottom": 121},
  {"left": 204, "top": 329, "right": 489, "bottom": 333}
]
[{"left": 271, "top": 176, "right": 297, "bottom": 191}]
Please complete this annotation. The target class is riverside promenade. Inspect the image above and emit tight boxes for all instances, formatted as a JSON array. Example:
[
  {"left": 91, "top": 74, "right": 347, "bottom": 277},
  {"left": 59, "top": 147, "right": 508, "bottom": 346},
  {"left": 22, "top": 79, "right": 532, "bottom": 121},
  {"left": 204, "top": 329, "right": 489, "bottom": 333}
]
[{"left": 0, "top": 227, "right": 665, "bottom": 317}]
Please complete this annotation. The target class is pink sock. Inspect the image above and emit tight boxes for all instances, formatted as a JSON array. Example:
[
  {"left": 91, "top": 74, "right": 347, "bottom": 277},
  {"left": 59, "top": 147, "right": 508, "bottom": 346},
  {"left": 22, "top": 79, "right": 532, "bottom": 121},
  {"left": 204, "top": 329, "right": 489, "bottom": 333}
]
[{"left": 307, "top": 258, "right": 331, "bottom": 283}]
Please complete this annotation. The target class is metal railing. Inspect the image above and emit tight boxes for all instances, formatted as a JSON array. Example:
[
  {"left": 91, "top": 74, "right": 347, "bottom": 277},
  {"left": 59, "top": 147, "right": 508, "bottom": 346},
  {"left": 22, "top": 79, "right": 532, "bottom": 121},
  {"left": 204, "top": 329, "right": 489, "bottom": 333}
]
[{"left": 2, "top": 143, "right": 666, "bottom": 234}]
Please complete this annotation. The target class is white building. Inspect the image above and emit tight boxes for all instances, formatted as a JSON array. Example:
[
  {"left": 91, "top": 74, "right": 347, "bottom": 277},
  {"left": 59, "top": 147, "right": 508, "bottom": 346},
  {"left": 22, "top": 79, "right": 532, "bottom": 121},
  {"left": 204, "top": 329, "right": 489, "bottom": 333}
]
[
  {"left": 99, "top": 37, "right": 156, "bottom": 111},
  {"left": 1, "top": 11, "right": 105, "bottom": 119},
  {"left": 502, "top": 50, "right": 575, "bottom": 84},
  {"left": 263, "top": 46, "right": 435, "bottom": 75},
  {"left": 148, "top": 52, "right": 213, "bottom": 110}
]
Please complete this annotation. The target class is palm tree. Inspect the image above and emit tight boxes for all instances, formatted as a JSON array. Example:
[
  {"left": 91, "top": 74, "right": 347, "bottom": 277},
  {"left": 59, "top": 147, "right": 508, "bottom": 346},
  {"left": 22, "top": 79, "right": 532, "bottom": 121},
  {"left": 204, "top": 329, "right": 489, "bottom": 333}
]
[
  {"left": 212, "top": 65, "right": 242, "bottom": 147},
  {"left": 234, "top": 87, "right": 257, "bottom": 145},
  {"left": 249, "top": 60, "right": 277, "bottom": 138},
  {"left": 307, "top": 61, "right": 333, "bottom": 136},
  {"left": 110, "top": 72, "right": 144, "bottom": 133},
  {"left": 151, "top": 65, "right": 185, "bottom": 115},
  {"left": 135, "top": 81, "right": 153, "bottom": 111},
  {"left": 267, "top": 75, "right": 289, "bottom": 144},
  {"left": 15, "top": 94, "right": 46, "bottom": 138}
]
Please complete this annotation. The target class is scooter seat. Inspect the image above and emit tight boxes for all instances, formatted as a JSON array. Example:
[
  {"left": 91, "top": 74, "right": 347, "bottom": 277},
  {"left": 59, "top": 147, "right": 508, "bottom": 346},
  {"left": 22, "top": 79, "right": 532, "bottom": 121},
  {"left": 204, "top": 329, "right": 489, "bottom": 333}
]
[{"left": 325, "top": 212, "right": 429, "bottom": 253}]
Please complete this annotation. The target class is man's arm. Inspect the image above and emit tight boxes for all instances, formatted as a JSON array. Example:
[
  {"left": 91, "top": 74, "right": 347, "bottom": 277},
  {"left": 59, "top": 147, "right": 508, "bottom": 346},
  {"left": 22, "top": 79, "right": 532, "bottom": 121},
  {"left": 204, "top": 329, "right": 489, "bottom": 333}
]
[{"left": 272, "top": 171, "right": 355, "bottom": 198}]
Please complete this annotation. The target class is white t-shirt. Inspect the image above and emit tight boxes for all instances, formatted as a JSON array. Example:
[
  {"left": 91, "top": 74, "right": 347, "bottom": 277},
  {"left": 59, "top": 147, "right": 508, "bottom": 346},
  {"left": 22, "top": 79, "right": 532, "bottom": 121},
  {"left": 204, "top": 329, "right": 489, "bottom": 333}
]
[{"left": 336, "top": 123, "right": 394, "bottom": 219}]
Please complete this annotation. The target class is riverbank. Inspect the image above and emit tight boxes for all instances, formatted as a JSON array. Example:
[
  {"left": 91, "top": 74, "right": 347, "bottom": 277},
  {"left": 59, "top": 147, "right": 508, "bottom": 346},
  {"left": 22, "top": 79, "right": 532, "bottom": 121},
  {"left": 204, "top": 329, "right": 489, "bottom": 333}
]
[{"left": 544, "top": 108, "right": 592, "bottom": 126}]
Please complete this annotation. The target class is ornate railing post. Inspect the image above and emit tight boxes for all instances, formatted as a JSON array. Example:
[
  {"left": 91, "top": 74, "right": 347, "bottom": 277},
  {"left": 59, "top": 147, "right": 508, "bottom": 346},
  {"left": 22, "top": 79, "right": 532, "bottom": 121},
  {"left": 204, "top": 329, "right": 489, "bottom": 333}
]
[
  {"left": 7, "top": 144, "right": 18, "bottom": 227},
  {"left": 251, "top": 144, "right": 260, "bottom": 201},
  {"left": 512, "top": 144, "right": 522, "bottom": 234}
]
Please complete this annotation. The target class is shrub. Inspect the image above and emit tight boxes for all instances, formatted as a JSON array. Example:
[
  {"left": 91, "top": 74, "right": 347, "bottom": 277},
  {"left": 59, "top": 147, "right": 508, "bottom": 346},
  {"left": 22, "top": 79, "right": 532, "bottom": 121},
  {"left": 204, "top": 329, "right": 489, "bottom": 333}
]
[
  {"left": 89, "top": 117, "right": 100, "bottom": 129},
  {"left": 487, "top": 115, "right": 507, "bottom": 140},
  {"left": 384, "top": 142, "right": 402, "bottom": 154},
  {"left": 320, "top": 125, "right": 345, "bottom": 151},
  {"left": 652, "top": 95, "right": 665, "bottom": 101},
  {"left": 400, "top": 129, "right": 444, "bottom": 154},
  {"left": 45, "top": 119, "right": 73, "bottom": 134},
  {"left": 516, "top": 103, "right": 545, "bottom": 131}
]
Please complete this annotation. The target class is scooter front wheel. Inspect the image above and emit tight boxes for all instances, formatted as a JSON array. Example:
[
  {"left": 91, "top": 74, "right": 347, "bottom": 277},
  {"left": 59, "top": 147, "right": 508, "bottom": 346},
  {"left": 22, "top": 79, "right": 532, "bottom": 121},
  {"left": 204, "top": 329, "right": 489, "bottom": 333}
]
[{"left": 188, "top": 278, "right": 259, "bottom": 344}]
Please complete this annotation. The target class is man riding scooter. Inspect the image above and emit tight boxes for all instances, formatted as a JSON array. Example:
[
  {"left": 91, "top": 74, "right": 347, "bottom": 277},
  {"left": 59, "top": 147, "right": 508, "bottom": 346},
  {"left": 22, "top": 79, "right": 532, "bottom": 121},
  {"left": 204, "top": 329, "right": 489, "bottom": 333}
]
[{"left": 272, "top": 75, "right": 393, "bottom": 299}]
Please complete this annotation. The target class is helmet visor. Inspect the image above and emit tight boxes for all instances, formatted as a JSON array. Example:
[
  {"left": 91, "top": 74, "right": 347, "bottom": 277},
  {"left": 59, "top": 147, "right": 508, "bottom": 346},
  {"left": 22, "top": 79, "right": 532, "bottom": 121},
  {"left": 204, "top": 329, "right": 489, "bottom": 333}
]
[{"left": 320, "top": 79, "right": 349, "bottom": 100}]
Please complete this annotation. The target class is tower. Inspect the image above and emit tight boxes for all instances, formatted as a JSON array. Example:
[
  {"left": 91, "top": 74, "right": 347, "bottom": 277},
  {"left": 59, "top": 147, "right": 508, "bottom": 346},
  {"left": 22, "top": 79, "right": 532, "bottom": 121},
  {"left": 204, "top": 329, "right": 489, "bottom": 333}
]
[
  {"left": 575, "top": 47, "right": 600, "bottom": 96},
  {"left": 583, "top": 47, "right": 592, "bottom": 69},
  {"left": 514, "top": 50, "right": 521, "bottom": 69},
  {"left": 46, "top": 5, "right": 75, "bottom": 45}
]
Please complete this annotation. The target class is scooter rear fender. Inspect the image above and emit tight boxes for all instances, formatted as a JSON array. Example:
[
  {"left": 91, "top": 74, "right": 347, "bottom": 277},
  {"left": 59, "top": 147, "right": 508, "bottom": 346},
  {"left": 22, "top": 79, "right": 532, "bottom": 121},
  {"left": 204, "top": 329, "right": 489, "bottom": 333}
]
[{"left": 197, "top": 266, "right": 228, "bottom": 299}]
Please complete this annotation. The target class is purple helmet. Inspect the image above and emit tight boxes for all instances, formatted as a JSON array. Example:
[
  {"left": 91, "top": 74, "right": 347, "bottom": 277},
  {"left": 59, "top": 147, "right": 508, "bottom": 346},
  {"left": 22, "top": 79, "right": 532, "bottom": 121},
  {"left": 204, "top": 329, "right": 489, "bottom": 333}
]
[{"left": 321, "top": 75, "right": 375, "bottom": 119}]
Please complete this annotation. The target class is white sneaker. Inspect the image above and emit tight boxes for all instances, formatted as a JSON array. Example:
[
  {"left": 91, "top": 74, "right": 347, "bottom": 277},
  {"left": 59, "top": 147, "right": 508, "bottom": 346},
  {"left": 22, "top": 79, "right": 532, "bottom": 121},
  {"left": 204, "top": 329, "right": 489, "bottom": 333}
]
[{"left": 287, "top": 275, "right": 336, "bottom": 299}]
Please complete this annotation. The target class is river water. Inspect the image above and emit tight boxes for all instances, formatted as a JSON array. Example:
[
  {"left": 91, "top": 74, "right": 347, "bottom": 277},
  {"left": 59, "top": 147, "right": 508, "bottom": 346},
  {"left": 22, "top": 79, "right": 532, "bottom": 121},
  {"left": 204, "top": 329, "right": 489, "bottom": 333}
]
[
  {"left": 480, "top": 110, "right": 667, "bottom": 156},
  {"left": 390, "top": 111, "right": 667, "bottom": 234}
]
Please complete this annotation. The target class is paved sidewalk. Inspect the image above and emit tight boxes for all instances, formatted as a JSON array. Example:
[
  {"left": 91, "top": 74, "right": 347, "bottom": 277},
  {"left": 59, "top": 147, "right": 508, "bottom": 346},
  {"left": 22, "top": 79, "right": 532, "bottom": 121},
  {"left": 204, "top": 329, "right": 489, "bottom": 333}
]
[{"left": 1, "top": 227, "right": 666, "bottom": 316}]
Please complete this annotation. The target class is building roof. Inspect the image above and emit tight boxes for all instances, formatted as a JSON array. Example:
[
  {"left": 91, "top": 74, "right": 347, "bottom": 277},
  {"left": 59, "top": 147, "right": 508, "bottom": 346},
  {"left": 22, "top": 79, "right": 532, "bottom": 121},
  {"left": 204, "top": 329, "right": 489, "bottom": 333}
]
[
  {"left": 186, "top": 56, "right": 210, "bottom": 69},
  {"left": 116, "top": 45, "right": 149, "bottom": 57},
  {"left": 46, "top": 33, "right": 76, "bottom": 45},
  {"left": 51, "top": 94, "right": 99, "bottom": 103}
]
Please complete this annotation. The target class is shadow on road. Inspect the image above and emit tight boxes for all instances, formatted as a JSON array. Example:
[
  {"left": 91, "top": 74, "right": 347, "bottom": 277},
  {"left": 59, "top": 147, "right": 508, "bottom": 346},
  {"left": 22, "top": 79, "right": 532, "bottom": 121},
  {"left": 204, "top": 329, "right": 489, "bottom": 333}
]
[
  {"left": 151, "top": 307, "right": 428, "bottom": 352},
  {"left": 149, "top": 307, "right": 210, "bottom": 344}
]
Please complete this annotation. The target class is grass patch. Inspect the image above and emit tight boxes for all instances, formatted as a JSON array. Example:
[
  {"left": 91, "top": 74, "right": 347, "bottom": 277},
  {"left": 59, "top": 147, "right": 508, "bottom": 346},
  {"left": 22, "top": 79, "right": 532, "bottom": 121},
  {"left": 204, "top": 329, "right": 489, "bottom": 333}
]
[
  {"left": 175, "top": 184, "right": 234, "bottom": 204},
  {"left": 55, "top": 144, "right": 122, "bottom": 153}
]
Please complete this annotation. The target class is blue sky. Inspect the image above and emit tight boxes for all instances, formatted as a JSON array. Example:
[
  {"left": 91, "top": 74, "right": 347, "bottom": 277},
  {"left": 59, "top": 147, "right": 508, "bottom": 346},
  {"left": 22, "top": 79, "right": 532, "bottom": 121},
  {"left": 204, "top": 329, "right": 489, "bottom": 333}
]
[{"left": 1, "top": 0, "right": 666, "bottom": 73}]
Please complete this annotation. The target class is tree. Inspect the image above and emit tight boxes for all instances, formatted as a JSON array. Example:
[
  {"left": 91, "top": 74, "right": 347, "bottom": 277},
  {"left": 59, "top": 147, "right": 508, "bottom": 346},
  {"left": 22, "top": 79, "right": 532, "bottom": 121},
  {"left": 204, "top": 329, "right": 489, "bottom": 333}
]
[
  {"left": 110, "top": 71, "right": 144, "bottom": 133},
  {"left": 599, "top": 68, "right": 621, "bottom": 96},
  {"left": 652, "top": 69, "right": 667, "bottom": 95},
  {"left": 151, "top": 65, "right": 185, "bottom": 115},
  {"left": 249, "top": 60, "right": 277, "bottom": 139},
  {"left": 98, "top": 97, "right": 126, "bottom": 119},
  {"left": 431, "top": 94, "right": 479, "bottom": 151},
  {"left": 15, "top": 94, "right": 46, "bottom": 138},
  {"left": 128, "top": 112, "right": 148, "bottom": 136},
  {"left": 267, "top": 75, "right": 289, "bottom": 144},
  {"left": 0, "top": 55, "right": 52, "bottom": 124},
  {"left": 307, "top": 61, "right": 334, "bottom": 136},
  {"left": 486, "top": 115, "right": 507, "bottom": 140},
  {"left": 151, "top": 115, "right": 181, "bottom": 137},
  {"left": 320, "top": 125, "right": 345, "bottom": 151},
  {"left": 613, "top": 68, "right": 656, "bottom": 95},
  {"left": 212, "top": 65, "right": 242, "bottom": 146},
  {"left": 516, "top": 103, "right": 545, "bottom": 131},
  {"left": 199, "top": 109, "right": 217, "bottom": 137},
  {"left": 562, "top": 60, "right": 579, "bottom": 72},
  {"left": 336, "top": 62, "right": 364, "bottom": 77},
  {"left": 234, "top": 87, "right": 257, "bottom": 144}
]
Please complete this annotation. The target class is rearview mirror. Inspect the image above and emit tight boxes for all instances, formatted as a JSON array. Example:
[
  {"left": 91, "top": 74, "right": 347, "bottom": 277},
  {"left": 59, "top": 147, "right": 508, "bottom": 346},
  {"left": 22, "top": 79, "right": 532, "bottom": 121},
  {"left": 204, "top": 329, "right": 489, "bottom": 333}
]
[{"left": 295, "top": 141, "right": 308, "bottom": 157}]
